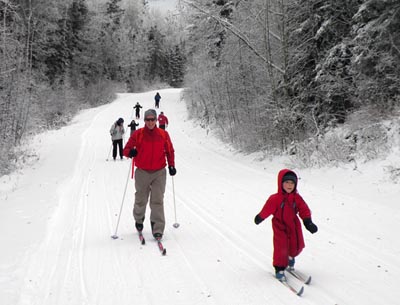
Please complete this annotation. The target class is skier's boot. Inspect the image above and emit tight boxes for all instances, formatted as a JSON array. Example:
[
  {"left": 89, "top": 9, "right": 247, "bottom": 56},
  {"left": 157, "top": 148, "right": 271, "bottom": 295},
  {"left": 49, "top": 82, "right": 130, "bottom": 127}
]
[
  {"left": 153, "top": 233, "right": 162, "bottom": 240},
  {"left": 135, "top": 222, "right": 143, "bottom": 232},
  {"left": 276, "top": 270, "right": 287, "bottom": 282}
]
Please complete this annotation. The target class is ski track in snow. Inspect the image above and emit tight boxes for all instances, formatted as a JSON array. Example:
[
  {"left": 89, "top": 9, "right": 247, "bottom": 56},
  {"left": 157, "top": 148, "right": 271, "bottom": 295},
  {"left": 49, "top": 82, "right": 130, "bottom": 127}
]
[{"left": 1, "top": 89, "right": 399, "bottom": 305}]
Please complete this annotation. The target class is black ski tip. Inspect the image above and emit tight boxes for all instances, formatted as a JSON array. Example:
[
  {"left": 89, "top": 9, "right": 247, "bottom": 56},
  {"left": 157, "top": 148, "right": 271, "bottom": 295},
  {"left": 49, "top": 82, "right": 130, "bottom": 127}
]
[
  {"left": 297, "top": 286, "right": 304, "bottom": 297},
  {"left": 141, "top": 239, "right": 146, "bottom": 245},
  {"left": 162, "top": 249, "right": 167, "bottom": 256},
  {"left": 305, "top": 276, "right": 312, "bottom": 285}
]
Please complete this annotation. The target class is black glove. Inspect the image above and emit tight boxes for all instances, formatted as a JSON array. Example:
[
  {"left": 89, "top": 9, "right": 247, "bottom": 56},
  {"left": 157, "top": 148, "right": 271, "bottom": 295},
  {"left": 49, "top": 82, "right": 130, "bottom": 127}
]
[
  {"left": 303, "top": 218, "right": 318, "bottom": 234},
  {"left": 128, "top": 148, "right": 138, "bottom": 158},
  {"left": 254, "top": 214, "right": 264, "bottom": 225},
  {"left": 168, "top": 166, "right": 177, "bottom": 176}
]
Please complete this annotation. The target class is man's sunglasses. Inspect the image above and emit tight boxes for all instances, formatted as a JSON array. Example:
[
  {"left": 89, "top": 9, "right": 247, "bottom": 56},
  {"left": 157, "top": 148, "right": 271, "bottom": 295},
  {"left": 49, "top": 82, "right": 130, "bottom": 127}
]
[{"left": 145, "top": 118, "right": 156, "bottom": 121}]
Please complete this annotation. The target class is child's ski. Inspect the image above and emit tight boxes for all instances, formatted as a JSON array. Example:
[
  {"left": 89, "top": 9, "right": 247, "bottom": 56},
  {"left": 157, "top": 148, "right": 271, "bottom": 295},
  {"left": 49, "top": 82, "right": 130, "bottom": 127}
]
[
  {"left": 287, "top": 269, "right": 312, "bottom": 285},
  {"left": 279, "top": 279, "right": 304, "bottom": 296},
  {"left": 273, "top": 274, "right": 304, "bottom": 296}
]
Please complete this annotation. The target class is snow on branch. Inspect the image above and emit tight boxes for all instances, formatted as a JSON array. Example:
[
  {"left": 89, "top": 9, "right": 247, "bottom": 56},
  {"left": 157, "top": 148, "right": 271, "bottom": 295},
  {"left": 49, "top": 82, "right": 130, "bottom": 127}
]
[{"left": 182, "top": 0, "right": 285, "bottom": 74}]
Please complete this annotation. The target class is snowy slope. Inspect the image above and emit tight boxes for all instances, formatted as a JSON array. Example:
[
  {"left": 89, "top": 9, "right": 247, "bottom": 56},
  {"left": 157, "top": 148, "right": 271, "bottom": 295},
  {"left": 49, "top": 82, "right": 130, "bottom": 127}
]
[{"left": 1, "top": 89, "right": 399, "bottom": 305}]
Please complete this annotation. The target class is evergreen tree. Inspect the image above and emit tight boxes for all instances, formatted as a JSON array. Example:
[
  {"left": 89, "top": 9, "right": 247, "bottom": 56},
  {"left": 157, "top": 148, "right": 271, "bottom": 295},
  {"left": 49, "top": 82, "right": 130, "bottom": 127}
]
[
  {"left": 67, "top": 0, "right": 90, "bottom": 88},
  {"left": 351, "top": 0, "right": 400, "bottom": 113},
  {"left": 146, "top": 26, "right": 168, "bottom": 82},
  {"left": 285, "top": 0, "right": 360, "bottom": 126},
  {"left": 169, "top": 44, "right": 186, "bottom": 87},
  {"left": 106, "top": 0, "right": 125, "bottom": 27}
]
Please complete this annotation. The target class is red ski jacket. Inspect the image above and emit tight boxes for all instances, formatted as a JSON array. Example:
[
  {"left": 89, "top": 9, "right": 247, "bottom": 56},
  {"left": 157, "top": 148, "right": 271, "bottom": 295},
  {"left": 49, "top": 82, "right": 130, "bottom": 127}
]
[
  {"left": 158, "top": 114, "right": 168, "bottom": 126},
  {"left": 258, "top": 169, "right": 312, "bottom": 267},
  {"left": 123, "top": 126, "right": 175, "bottom": 171}
]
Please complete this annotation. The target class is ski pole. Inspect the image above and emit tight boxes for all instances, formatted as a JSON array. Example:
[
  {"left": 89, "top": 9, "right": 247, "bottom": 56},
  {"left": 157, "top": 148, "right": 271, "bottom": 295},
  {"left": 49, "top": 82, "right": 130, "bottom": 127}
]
[
  {"left": 111, "top": 160, "right": 132, "bottom": 239},
  {"left": 106, "top": 143, "right": 112, "bottom": 161},
  {"left": 172, "top": 176, "right": 180, "bottom": 228}
]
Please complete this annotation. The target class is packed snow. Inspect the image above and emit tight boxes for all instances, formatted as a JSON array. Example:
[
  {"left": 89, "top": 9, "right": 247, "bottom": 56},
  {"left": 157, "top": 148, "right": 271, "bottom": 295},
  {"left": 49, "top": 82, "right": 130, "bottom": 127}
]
[{"left": 1, "top": 88, "right": 399, "bottom": 305}]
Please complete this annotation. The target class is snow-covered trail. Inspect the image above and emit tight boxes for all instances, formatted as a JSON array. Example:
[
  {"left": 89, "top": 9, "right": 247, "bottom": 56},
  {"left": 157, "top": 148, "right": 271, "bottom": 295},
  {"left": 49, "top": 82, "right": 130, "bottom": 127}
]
[{"left": 1, "top": 89, "right": 399, "bottom": 305}]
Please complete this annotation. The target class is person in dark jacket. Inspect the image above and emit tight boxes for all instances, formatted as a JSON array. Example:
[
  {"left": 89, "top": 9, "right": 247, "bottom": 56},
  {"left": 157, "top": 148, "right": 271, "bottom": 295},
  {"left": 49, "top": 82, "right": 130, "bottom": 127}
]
[
  {"left": 127, "top": 119, "right": 139, "bottom": 135},
  {"left": 154, "top": 92, "right": 161, "bottom": 108},
  {"left": 254, "top": 169, "right": 318, "bottom": 282},
  {"left": 133, "top": 102, "right": 142, "bottom": 119}
]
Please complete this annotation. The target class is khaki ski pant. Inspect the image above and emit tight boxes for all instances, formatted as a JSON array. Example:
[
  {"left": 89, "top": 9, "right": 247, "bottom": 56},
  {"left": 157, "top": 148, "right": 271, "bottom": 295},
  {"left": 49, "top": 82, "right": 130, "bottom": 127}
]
[{"left": 133, "top": 168, "right": 167, "bottom": 235}]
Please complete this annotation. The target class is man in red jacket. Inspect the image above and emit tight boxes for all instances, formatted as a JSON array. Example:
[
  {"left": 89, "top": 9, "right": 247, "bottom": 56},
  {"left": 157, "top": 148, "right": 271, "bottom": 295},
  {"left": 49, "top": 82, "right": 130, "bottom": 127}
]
[
  {"left": 123, "top": 109, "right": 176, "bottom": 240},
  {"left": 254, "top": 169, "right": 318, "bottom": 282}
]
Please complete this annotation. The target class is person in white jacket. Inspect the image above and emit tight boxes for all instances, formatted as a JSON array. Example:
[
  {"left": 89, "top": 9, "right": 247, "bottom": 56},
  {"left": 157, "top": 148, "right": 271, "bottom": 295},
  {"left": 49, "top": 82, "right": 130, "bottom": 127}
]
[{"left": 110, "top": 118, "right": 125, "bottom": 160}]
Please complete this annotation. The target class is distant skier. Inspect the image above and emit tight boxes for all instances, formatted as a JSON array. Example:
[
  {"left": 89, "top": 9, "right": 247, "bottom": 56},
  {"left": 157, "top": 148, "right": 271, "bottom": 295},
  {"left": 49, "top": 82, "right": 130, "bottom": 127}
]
[
  {"left": 127, "top": 119, "right": 139, "bottom": 135},
  {"left": 154, "top": 92, "right": 161, "bottom": 108},
  {"left": 254, "top": 169, "right": 318, "bottom": 282},
  {"left": 157, "top": 111, "right": 168, "bottom": 130},
  {"left": 110, "top": 118, "right": 125, "bottom": 161},
  {"left": 134, "top": 102, "right": 143, "bottom": 119}
]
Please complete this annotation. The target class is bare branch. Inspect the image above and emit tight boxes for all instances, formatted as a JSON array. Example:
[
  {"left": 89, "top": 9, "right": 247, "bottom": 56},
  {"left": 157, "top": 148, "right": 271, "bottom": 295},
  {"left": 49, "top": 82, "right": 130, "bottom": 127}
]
[
  {"left": 389, "top": 33, "right": 400, "bottom": 56},
  {"left": 0, "top": 68, "right": 16, "bottom": 74},
  {"left": 182, "top": 0, "right": 285, "bottom": 74}
]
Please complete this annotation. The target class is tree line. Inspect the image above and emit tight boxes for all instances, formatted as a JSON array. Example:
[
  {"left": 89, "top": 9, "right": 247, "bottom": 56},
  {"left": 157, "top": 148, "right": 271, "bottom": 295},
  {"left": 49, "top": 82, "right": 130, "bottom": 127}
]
[{"left": 2, "top": 0, "right": 399, "bottom": 174}]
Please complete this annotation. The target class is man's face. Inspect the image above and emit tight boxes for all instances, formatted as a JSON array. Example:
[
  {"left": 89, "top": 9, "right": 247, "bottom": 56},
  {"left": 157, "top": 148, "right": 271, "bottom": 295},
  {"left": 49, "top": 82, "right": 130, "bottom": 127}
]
[{"left": 144, "top": 116, "right": 156, "bottom": 129}]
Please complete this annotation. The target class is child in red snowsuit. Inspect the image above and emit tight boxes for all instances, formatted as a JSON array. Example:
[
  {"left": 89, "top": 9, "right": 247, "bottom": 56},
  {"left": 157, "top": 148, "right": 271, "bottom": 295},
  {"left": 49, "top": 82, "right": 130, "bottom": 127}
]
[{"left": 254, "top": 169, "right": 318, "bottom": 281}]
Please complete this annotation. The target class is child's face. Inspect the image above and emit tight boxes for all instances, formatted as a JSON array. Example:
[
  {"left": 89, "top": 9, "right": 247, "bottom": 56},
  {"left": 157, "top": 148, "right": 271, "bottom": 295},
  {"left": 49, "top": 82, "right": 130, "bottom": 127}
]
[{"left": 283, "top": 180, "right": 295, "bottom": 193}]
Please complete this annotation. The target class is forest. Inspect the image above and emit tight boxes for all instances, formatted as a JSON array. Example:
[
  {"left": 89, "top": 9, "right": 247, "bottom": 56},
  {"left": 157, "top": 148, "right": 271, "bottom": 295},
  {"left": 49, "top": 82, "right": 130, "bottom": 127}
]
[{"left": 1, "top": 0, "right": 399, "bottom": 175}]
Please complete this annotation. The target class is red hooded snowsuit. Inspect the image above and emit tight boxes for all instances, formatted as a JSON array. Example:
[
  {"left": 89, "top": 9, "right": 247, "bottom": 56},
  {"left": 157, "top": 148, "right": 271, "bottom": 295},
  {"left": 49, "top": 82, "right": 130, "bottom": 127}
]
[{"left": 258, "top": 169, "right": 312, "bottom": 268}]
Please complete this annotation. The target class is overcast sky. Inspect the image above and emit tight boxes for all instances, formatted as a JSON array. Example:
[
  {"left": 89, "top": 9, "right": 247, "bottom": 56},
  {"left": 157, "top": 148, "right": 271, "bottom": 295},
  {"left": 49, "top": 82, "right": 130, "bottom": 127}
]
[{"left": 147, "top": 0, "right": 179, "bottom": 12}]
